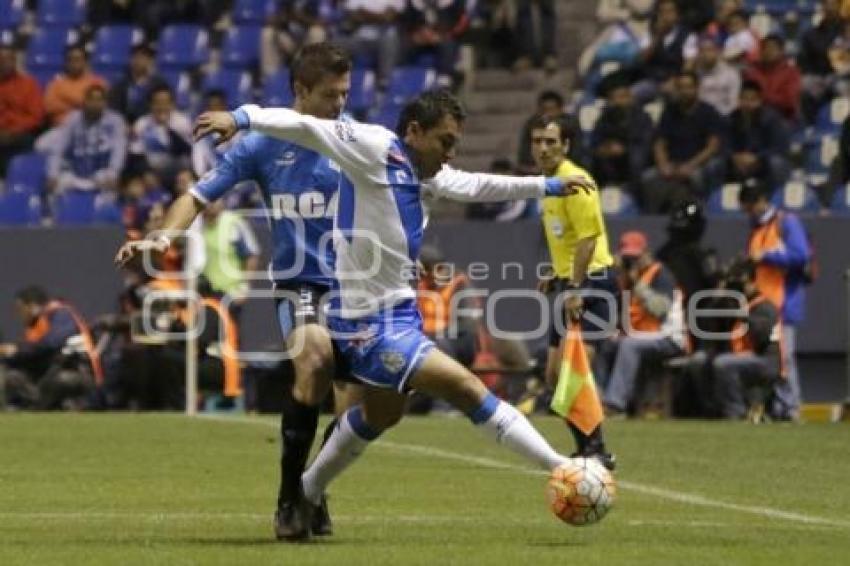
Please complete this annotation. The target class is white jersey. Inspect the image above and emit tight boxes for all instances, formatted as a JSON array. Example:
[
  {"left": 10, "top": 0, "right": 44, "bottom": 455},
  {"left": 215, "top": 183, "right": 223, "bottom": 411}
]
[{"left": 239, "top": 105, "right": 547, "bottom": 317}]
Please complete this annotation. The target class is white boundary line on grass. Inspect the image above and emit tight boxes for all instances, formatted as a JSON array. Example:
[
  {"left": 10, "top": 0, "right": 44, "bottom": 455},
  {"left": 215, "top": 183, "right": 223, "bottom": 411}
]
[{"left": 199, "top": 415, "right": 850, "bottom": 530}]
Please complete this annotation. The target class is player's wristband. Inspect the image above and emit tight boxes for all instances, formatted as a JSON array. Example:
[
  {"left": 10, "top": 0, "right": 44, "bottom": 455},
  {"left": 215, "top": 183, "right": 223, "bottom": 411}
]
[
  {"left": 231, "top": 108, "right": 250, "bottom": 130},
  {"left": 544, "top": 177, "right": 563, "bottom": 197}
]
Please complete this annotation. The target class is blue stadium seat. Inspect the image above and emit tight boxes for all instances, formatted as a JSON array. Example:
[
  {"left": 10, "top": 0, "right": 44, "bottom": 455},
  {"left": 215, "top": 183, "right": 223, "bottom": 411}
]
[
  {"left": 599, "top": 186, "right": 639, "bottom": 216},
  {"left": 28, "top": 66, "right": 62, "bottom": 89},
  {"left": 830, "top": 184, "right": 850, "bottom": 214},
  {"left": 262, "top": 68, "right": 293, "bottom": 107},
  {"left": 804, "top": 135, "right": 839, "bottom": 176},
  {"left": 0, "top": 0, "right": 24, "bottom": 29},
  {"left": 36, "top": 0, "right": 85, "bottom": 27},
  {"left": 772, "top": 180, "right": 821, "bottom": 212},
  {"left": 157, "top": 25, "right": 209, "bottom": 70},
  {"left": 93, "top": 192, "right": 123, "bottom": 224},
  {"left": 814, "top": 97, "right": 850, "bottom": 134},
  {"left": 348, "top": 68, "right": 376, "bottom": 116},
  {"left": 0, "top": 190, "right": 41, "bottom": 226},
  {"left": 706, "top": 183, "right": 746, "bottom": 216},
  {"left": 386, "top": 66, "right": 436, "bottom": 105},
  {"left": 233, "top": 0, "right": 277, "bottom": 24},
  {"left": 6, "top": 153, "right": 47, "bottom": 195},
  {"left": 370, "top": 101, "right": 402, "bottom": 130},
  {"left": 91, "top": 64, "right": 125, "bottom": 85},
  {"left": 221, "top": 25, "right": 262, "bottom": 69},
  {"left": 578, "top": 98, "right": 604, "bottom": 135},
  {"left": 201, "top": 69, "right": 253, "bottom": 107},
  {"left": 54, "top": 191, "right": 97, "bottom": 225},
  {"left": 26, "top": 27, "right": 75, "bottom": 69},
  {"left": 92, "top": 25, "right": 140, "bottom": 71},
  {"left": 160, "top": 70, "right": 193, "bottom": 110}
]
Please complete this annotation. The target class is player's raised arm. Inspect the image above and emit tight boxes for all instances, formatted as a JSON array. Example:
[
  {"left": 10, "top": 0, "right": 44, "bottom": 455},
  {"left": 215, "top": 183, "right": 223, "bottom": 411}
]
[{"left": 424, "top": 165, "right": 597, "bottom": 202}]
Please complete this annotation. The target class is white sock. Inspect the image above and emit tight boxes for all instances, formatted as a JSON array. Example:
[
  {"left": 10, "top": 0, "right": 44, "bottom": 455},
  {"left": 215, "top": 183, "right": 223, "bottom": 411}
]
[
  {"left": 474, "top": 396, "right": 568, "bottom": 471},
  {"left": 301, "top": 407, "right": 379, "bottom": 504}
]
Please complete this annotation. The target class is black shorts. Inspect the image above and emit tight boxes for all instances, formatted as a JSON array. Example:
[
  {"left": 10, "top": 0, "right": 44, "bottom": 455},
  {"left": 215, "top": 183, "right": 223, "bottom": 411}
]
[
  {"left": 548, "top": 269, "right": 620, "bottom": 348},
  {"left": 273, "top": 282, "right": 356, "bottom": 384}
]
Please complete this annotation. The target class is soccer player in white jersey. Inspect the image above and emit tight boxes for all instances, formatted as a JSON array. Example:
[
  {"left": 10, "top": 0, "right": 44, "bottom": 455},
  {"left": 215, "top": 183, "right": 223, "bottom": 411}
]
[{"left": 195, "top": 90, "right": 596, "bottom": 534}]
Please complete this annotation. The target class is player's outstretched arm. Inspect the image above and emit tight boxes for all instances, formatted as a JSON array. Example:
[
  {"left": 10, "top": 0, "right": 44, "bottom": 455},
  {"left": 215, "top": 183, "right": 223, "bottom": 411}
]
[{"left": 424, "top": 166, "right": 597, "bottom": 203}]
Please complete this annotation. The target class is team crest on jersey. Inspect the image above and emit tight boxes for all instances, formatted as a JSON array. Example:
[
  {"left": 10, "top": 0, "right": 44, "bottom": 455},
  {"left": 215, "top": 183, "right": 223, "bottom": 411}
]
[
  {"left": 334, "top": 121, "right": 356, "bottom": 142},
  {"left": 380, "top": 351, "right": 407, "bottom": 374},
  {"left": 276, "top": 151, "right": 296, "bottom": 167}
]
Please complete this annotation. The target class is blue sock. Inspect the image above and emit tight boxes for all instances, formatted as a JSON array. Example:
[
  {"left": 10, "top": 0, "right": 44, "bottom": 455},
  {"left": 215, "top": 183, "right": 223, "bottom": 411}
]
[{"left": 467, "top": 393, "right": 500, "bottom": 425}]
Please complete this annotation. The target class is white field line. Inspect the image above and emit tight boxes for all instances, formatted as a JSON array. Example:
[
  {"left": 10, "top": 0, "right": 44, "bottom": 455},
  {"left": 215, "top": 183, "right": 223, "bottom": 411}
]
[{"left": 194, "top": 415, "right": 850, "bottom": 530}]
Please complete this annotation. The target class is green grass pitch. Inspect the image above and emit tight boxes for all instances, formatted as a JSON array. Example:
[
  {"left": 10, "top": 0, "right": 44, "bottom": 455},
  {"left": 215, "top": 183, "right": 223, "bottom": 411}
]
[{"left": 1, "top": 413, "right": 849, "bottom": 565}]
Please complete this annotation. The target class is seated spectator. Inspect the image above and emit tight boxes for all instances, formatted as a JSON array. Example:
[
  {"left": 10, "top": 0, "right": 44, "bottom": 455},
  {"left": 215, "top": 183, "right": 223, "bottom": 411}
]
[
  {"left": 46, "top": 85, "right": 127, "bottom": 194},
  {"left": 579, "top": 0, "right": 653, "bottom": 83},
  {"left": 120, "top": 173, "right": 172, "bottom": 231},
  {"left": 824, "top": 112, "right": 850, "bottom": 204},
  {"left": 799, "top": 0, "right": 844, "bottom": 123},
  {"left": 745, "top": 35, "right": 802, "bottom": 123},
  {"left": 516, "top": 90, "right": 582, "bottom": 174},
  {"left": 675, "top": 0, "right": 715, "bottom": 32},
  {"left": 590, "top": 79, "right": 653, "bottom": 192},
  {"left": 727, "top": 81, "right": 790, "bottom": 186},
  {"left": 632, "top": 0, "right": 698, "bottom": 103},
  {"left": 514, "top": 0, "right": 558, "bottom": 73},
  {"left": 260, "top": 1, "right": 333, "bottom": 77},
  {"left": 721, "top": 9, "right": 759, "bottom": 66},
  {"left": 0, "top": 44, "right": 44, "bottom": 176},
  {"left": 128, "top": 86, "right": 193, "bottom": 185},
  {"left": 468, "top": 0, "right": 518, "bottom": 69},
  {"left": 466, "top": 158, "right": 539, "bottom": 220},
  {"left": 402, "top": 0, "right": 469, "bottom": 87},
  {"left": 108, "top": 45, "right": 169, "bottom": 124},
  {"left": 711, "top": 258, "right": 782, "bottom": 420},
  {"left": 696, "top": 34, "right": 741, "bottom": 116},
  {"left": 337, "top": 0, "right": 404, "bottom": 88},
  {"left": 44, "top": 45, "right": 108, "bottom": 127},
  {"left": 601, "top": 232, "right": 687, "bottom": 416},
  {"left": 0, "top": 286, "right": 101, "bottom": 410},
  {"left": 642, "top": 71, "right": 724, "bottom": 213}
]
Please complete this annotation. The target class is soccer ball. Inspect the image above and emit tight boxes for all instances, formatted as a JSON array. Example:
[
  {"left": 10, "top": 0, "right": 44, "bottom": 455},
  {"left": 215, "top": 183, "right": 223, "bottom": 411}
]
[{"left": 546, "top": 458, "right": 616, "bottom": 526}]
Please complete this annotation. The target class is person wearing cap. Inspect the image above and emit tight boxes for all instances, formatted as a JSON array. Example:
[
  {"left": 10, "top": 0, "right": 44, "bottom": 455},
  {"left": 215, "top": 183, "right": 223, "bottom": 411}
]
[
  {"left": 532, "top": 114, "right": 616, "bottom": 467},
  {"left": 602, "top": 231, "right": 687, "bottom": 416},
  {"left": 108, "top": 44, "right": 169, "bottom": 124},
  {"left": 739, "top": 181, "right": 811, "bottom": 421}
]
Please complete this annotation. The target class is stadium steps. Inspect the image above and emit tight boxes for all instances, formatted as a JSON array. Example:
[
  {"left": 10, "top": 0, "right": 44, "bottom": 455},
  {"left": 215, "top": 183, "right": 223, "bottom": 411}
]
[{"left": 458, "top": 133, "right": 514, "bottom": 157}]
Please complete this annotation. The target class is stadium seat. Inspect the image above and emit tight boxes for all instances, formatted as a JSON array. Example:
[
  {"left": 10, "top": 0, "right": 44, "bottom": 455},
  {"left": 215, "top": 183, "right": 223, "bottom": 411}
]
[
  {"left": 830, "top": 184, "right": 850, "bottom": 214},
  {"left": 157, "top": 25, "right": 209, "bottom": 71},
  {"left": 772, "top": 181, "right": 821, "bottom": 212},
  {"left": 262, "top": 68, "right": 294, "bottom": 107},
  {"left": 599, "top": 186, "right": 639, "bottom": 216},
  {"left": 201, "top": 69, "right": 254, "bottom": 107},
  {"left": 232, "top": 0, "right": 277, "bottom": 24},
  {"left": 643, "top": 100, "right": 664, "bottom": 126},
  {"left": 28, "top": 66, "right": 62, "bottom": 89},
  {"left": 0, "top": 0, "right": 24, "bottom": 29},
  {"left": 92, "top": 25, "right": 140, "bottom": 71},
  {"left": 370, "top": 101, "right": 403, "bottom": 130},
  {"left": 0, "top": 190, "right": 41, "bottom": 225},
  {"left": 6, "top": 153, "right": 47, "bottom": 195},
  {"left": 221, "top": 25, "right": 262, "bottom": 69},
  {"left": 348, "top": 68, "right": 376, "bottom": 117},
  {"left": 26, "top": 27, "right": 76, "bottom": 69},
  {"left": 160, "top": 70, "right": 193, "bottom": 110},
  {"left": 578, "top": 99, "right": 604, "bottom": 135},
  {"left": 814, "top": 97, "right": 850, "bottom": 134},
  {"left": 91, "top": 64, "right": 125, "bottom": 85},
  {"left": 706, "top": 183, "right": 745, "bottom": 216},
  {"left": 805, "top": 135, "right": 839, "bottom": 176},
  {"left": 36, "top": 0, "right": 85, "bottom": 27},
  {"left": 92, "top": 192, "right": 123, "bottom": 224},
  {"left": 386, "top": 66, "right": 436, "bottom": 105},
  {"left": 53, "top": 191, "right": 97, "bottom": 225}
]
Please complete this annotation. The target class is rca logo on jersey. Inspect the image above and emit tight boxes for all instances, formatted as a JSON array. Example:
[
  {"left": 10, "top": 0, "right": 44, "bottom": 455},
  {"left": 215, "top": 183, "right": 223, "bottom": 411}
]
[
  {"left": 271, "top": 191, "right": 338, "bottom": 219},
  {"left": 276, "top": 151, "right": 297, "bottom": 167}
]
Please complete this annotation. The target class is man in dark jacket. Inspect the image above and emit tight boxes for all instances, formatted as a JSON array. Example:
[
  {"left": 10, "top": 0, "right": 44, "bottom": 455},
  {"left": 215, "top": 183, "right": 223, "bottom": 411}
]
[{"left": 798, "top": 0, "right": 844, "bottom": 122}]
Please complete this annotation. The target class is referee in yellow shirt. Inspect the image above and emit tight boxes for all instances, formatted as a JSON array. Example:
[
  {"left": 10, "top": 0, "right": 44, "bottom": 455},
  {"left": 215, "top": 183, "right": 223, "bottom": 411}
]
[{"left": 531, "top": 115, "right": 616, "bottom": 469}]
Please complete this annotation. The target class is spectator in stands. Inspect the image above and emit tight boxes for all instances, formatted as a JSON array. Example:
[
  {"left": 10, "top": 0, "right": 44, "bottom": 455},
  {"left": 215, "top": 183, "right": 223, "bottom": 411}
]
[
  {"left": 745, "top": 34, "right": 802, "bottom": 123},
  {"left": 739, "top": 182, "right": 812, "bottom": 421},
  {"left": 674, "top": 0, "right": 715, "bottom": 32},
  {"left": 721, "top": 9, "right": 759, "bottom": 66},
  {"left": 516, "top": 91, "right": 582, "bottom": 174},
  {"left": 468, "top": 0, "right": 518, "bottom": 68},
  {"left": 46, "top": 85, "right": 127, "bottom": 194},
  {"left": 402, "top": 0, "right": 470, "bottom": 87},
  {"left": 0, "top": 286, "right": 101, "bottom": 410},
  {"left": 823, "top": 112, "right": 850, "bottom": 204},
  {"left": 578, "top": 0, "right": 653, "bottom": 82},
  {"left": 590, "top": 79, "right": 653, "bottom": 192},
  {"left": 44, "top": 45, "right": 107, "bottom": 127},
  {"left": 466, "top": 158, "right": 538, "bottom": 221},
  {"left": 727, "top": 80, "right": 790, "bottom": 186},
  {"left": 642, "top": 71, "right": 724, "bottom": 213},
  {"left": 337, "top": 0, "right": 403, "bottom": 88},
  {"left": 602, "top": 231, "right": 687, "bottom": 416},
  {"left": 632, "top": 0, "right": 698, "bottom": 103},
  {"left": 88, "top": 0, "right": 136, "bottom": 26},
  {"left": 260, "top": 1, "right": 333, "bottom": 77},
  {"left": 0, "top": 45, "right": 44, "bottom": 176},
  {"left": 108, "top": 45, "right": 169, "bottom": 125},
  {"left": 712, "top": 258, "right": 782, "bottom": 421},
  {"left": 696, "top": 34, "right": 741, "bottom": 116},
  {"left": 200, "top": 200, "right": 261, "bottom": 322},
  {"left": 514, "top": 0, "right": 558, "bottom": 73},
  {"left": 799, "top": 0, "right": 845, "bottom": 123},
  {"left": 128, "top": 86, "right": 193, "bottom": 185}
]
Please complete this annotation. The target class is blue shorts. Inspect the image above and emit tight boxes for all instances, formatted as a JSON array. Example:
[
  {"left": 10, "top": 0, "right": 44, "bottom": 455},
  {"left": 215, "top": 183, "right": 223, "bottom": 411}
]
[{"left": 327, "top": 300, "right": 435, "bottom": 392}]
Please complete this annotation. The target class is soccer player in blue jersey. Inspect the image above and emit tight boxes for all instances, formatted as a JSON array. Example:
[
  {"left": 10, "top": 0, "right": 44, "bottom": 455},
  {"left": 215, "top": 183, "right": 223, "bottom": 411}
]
[{"left": 193, "top": 90, "right": 598, "bottom": 532}]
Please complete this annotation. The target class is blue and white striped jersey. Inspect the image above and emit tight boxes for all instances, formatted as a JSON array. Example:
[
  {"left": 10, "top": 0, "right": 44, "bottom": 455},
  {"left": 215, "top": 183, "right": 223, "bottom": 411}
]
[{"left": 235, "top": 105, "right": 548, "bottom": 318}]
